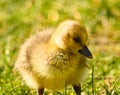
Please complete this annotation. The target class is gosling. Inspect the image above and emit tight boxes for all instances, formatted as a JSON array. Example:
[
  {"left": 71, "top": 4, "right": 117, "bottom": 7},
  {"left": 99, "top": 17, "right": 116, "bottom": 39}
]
[{"left": 15, "top": 20, "right": 93, "bottom": 95}]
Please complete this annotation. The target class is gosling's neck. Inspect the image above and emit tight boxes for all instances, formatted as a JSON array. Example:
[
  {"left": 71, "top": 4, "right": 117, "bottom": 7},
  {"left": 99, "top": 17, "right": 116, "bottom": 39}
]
[{"left": 46, "top": 42, "right": 71, "bottom": 68}]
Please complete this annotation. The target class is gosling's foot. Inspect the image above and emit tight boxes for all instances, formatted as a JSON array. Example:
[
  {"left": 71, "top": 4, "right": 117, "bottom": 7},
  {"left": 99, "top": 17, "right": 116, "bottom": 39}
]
[
  {"left": 73, "top": 84, "right": 81, "bottom": 95},
  {"left": 37, "top": 88, "right": 44, "bottom": 95}
]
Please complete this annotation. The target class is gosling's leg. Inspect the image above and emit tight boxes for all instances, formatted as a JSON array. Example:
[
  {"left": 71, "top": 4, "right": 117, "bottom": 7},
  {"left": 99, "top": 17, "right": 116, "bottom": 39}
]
[
  {"left": 73, "top": 84, "right": 81, "bottom": 95},
  {"left": 37, "top": 88, "right": 44, "bottom": 95}
]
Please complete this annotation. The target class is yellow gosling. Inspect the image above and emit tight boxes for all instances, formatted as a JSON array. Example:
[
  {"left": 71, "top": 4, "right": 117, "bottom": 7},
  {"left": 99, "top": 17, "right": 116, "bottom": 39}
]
[{"left": 15, "top": 20, "right": 93, "bottom": 95}]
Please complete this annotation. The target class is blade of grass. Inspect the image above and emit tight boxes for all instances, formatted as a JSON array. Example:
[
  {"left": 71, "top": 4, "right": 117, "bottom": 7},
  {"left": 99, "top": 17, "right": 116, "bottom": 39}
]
[{"left": 92, "top": 63, "right": 95, "bottom": 95}]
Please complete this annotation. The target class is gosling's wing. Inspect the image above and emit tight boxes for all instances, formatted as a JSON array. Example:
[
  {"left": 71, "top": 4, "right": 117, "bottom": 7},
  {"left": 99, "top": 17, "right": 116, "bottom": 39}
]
[{"left": 15, "top": 28, "right": 54, "bottom": 70}]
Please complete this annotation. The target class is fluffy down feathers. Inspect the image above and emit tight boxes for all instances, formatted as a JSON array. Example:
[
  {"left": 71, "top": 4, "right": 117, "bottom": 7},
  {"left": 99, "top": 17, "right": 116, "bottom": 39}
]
[{"left": 15, "top": 20, "right": 92, "bottom": 94}]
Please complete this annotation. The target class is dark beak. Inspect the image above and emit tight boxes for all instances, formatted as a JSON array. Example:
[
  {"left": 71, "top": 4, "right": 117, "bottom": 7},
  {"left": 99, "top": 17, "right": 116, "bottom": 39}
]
[{"left": 78, "top": 45, "right": 93, "bottom": 59}]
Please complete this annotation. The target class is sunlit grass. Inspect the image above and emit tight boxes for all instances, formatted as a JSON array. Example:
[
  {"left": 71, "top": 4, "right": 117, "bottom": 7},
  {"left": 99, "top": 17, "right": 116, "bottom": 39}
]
[{"left": 0, "top": 0, "right": 120, "bottom": 95}]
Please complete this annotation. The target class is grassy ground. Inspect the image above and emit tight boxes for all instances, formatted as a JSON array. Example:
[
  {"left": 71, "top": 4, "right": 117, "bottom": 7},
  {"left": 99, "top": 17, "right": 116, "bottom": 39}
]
[{"left": 0, "top": 0, "right": 120, "bottom": 95}]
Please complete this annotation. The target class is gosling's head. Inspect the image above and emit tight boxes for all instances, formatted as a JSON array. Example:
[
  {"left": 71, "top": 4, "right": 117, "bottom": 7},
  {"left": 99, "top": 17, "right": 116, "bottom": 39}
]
[{"left": 50, "top": 20, "right": 93, "bottom": 59}]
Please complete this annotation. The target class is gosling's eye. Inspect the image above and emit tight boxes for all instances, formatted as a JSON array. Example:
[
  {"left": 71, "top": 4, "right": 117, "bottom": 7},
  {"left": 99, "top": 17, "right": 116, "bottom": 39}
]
[{"left": 73, "top": 37, "right": 81, "bottom": 43}]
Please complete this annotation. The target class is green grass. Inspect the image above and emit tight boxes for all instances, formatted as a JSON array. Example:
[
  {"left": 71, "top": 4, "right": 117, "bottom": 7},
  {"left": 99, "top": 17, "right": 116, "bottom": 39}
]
[{"left": 0, "top": 0, "right": 120, "bottom": 95}]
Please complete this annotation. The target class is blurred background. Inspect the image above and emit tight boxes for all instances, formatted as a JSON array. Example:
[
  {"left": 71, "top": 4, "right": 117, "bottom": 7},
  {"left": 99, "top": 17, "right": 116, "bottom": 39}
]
[{"left": 0, "top": 0, "right": 120, "bottom": 94}]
